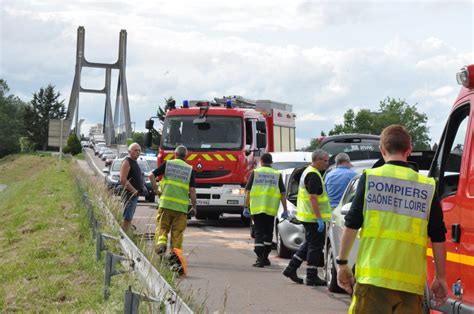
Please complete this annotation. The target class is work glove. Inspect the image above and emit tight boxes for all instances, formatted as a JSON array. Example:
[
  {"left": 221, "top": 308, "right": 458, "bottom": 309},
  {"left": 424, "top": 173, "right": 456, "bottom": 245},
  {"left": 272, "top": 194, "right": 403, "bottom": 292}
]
[
  {"left": 317, "top": 218, "right": 325, "bottom": 233},
  {"left": 281, "top": 211, "right": 289, "bottom": 220},
  {"left": 242, "top": 207, "right": 251, "bottom": 218}
]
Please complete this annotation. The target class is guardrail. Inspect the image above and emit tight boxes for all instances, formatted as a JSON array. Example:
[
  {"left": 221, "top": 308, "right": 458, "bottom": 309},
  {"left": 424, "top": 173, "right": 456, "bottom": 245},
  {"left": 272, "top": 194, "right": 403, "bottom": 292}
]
[{"left": 78, "top": 151, "right": 193, "bottom": 313}]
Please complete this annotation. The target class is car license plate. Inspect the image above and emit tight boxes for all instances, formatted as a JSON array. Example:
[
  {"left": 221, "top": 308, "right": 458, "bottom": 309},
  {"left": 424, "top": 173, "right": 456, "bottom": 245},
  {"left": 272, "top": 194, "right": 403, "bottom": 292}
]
[{"left": 196, "top": 199, "right": 210, "bottom": 206}]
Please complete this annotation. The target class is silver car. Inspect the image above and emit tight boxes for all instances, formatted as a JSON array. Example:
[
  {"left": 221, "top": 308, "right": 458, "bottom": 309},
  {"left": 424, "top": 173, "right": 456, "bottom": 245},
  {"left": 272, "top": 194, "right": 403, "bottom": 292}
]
[
  {"left": 323, "top": 174, "right": 361, "bottom": 292},
  {"left": 274, "top": 159, "right": 379, "bottom": 258}
]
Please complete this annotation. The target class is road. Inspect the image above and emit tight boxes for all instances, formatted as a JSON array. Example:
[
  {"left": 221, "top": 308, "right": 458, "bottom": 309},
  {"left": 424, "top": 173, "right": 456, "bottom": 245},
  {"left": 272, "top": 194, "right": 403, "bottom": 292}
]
[{"left": 85, "top": 149, "right": 352, "bottom": 313}]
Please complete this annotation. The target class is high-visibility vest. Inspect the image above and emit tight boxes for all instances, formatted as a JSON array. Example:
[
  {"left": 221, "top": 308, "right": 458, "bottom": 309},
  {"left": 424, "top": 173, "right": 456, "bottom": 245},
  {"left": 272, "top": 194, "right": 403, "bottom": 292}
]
[
  {"left": 356, "top": 164, "right": 436, "bottom": 295},
  {"left": 249, "top": 167, "right": 281, "bottom": 216},
  {"left": 159, "top": 159, "right": 192, "bottom": 214},
  {"left": 296, "top": 166, "right": 331, "bottom": 223}
]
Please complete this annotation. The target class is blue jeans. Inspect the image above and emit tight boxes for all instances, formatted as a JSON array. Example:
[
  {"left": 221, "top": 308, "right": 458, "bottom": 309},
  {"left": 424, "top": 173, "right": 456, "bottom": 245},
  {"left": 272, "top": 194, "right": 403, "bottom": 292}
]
[{"left": 122, "top": 194, "right": 138, "bottom": 221}]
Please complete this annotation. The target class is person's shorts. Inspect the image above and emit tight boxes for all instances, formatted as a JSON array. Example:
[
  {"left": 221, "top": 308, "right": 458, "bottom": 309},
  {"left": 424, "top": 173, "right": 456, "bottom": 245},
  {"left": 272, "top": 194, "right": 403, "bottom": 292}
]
[
  {"left": 122, "top": 195, "right": 138, "bottom": 221},
  {"left": 349, "top": 283, "right": 423, "bottom": 314}
]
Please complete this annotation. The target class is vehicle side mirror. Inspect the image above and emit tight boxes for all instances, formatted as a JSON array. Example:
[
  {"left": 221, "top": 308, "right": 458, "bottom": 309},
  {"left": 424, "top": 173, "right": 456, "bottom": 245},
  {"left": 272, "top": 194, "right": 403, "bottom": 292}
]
[
  {"left": 256, "top": 121, "right": 266, "bottom": 132},
  {"left": 341, "top": 203, "right": 352, "bottom": 215},
  {"left": 102, "top": 168, "right": 110, "bottom": 174},
  {"left": 256, "top": 133, "right": 266, "bottom": 149},
  {"left": 144, "top": 131, "right": 152, "bottom": 148},
  {"left": 145, "top": 119, "right": 154, "bottom": 130}
]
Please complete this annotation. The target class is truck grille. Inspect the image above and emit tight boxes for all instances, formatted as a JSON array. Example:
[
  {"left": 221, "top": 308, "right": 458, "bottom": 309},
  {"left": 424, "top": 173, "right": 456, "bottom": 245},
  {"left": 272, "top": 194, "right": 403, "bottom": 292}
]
[{"left": 195, "top": 170, "right": 231, "bottom": 179}]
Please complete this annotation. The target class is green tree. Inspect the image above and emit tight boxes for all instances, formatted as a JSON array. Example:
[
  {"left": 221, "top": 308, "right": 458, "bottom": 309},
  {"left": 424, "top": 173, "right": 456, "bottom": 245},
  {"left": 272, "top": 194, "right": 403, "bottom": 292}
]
[
  {"left": 304, "top": 131, "right": 327, "bottom": 151},
  {"left": 132, "top": 132, "right": 145, "bottom": 148},
  {"left": 0, "top": 80, "right": 27, "bottom": 158},
  {"left": 63, "top": 133, "right": 82, "bottom": 155},
  {"left": 329, "top": 97, "right": 431, "bottom": 150},
  {"left": 24, "top": 85, "right": 66, "bottom": 150}
]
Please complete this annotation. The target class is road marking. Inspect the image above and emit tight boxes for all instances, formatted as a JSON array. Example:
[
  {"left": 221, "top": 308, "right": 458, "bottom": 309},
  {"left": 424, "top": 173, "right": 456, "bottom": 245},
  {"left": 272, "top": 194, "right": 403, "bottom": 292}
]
[{"left": 84, "top": 149, "right": 105, "bottom": 177}]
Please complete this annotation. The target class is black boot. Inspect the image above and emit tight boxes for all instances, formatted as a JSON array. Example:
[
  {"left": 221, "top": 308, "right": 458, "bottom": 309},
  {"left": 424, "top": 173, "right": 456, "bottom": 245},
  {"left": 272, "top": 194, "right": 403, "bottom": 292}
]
[
  {"left": 306, "top": 267, "right": 326, "bottom": 286},
  {"left": 283, "top": 266, "right": 303, "bottom": 284},
  {"left": 282, "top": 256, "right": 304, "bottom": 284},
  {"left": 252, "top": 257, "right": 264, "bottom": 268},
  {"left": 263, "top": 245, "right": 272, "bottom": 266},
  {"left": 253, "top": 245, "right": 265, "bottom": 268}
]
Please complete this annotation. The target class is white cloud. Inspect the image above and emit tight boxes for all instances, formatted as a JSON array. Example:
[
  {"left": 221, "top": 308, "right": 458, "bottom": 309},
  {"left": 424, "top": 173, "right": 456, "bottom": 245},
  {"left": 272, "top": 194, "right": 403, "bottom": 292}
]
[{"left": 1, "top": 0, "right": 472, "bottom": 147}]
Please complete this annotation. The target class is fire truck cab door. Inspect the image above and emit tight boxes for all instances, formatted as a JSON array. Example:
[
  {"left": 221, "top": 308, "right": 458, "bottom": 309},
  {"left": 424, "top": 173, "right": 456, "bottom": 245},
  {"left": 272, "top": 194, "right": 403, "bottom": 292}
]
[{"left": 431, "top": 102, "right": 472, "bottom": 300}]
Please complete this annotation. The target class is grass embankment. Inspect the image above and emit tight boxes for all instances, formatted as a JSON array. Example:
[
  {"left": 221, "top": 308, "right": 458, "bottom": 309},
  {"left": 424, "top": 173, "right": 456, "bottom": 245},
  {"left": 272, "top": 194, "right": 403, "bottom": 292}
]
[{"left": 0, "top": 154, "right": 138, "bottom": 312}]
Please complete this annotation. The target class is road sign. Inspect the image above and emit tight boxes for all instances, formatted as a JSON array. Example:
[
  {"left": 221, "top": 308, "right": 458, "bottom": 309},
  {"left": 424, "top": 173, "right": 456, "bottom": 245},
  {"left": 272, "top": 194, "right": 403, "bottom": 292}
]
[{"left": 48, "top": 119, "right": 72, "bottom": 147}]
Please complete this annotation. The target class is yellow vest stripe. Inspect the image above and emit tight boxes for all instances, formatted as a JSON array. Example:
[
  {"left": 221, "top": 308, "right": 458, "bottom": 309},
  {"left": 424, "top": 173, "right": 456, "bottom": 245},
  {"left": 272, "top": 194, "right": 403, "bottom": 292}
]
[
  {"left": 160, "top": 195, "right": 189, "bottom": 205},
  {"left": 356, "top": 266, "right": 425, "bottom": 286},
  {"left": 160, "top": 178, "right": 190, "bottom": 190},
  {"left": 249, "top": 191, "right": 281, "bottom": 198}
]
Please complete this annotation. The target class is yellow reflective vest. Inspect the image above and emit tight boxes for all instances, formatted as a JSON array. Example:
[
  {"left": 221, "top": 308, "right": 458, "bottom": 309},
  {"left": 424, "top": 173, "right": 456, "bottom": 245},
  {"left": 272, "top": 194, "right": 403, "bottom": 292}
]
[
  {"left": 296, "top": 165, "right": 331, "bottom": 223},
  {"left": 159, "top": 159, "right": 193, "bottom": 214},
  {"left": 249, "top": 166, "right": 281, "bottom": 216},
  {"left": 356, "top": 163, "right": 436, "bottom": 295}
]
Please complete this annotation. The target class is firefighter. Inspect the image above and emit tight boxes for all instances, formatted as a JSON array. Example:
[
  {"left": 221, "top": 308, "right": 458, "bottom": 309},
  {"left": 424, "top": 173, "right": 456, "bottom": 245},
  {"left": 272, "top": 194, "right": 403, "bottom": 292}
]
[
  {"left": 149, "top": 145, "right": 197, "bottom": 261},
  {"left": 337, "top": 125, "right": 448, "bottom": 313},
  {"left": 282, "top": 149, "right": 331, "bottom": 286},
  {"left": 244, "top": 153, "right": 288, "bottom": 267}
]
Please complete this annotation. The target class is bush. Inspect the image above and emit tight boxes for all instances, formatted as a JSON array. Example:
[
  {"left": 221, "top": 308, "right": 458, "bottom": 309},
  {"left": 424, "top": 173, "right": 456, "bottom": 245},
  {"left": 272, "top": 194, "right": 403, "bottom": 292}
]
[
  {"left": 19, "top": 137, "right": 35, "bottom": 153},
  {"left": 63, "top": 134, "right": 82, "bottom": 155}
]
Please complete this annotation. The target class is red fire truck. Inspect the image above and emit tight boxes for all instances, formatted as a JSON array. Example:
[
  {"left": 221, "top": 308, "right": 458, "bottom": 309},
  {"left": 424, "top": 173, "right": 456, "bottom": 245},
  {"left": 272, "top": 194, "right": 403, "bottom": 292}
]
[
  {"left": 425, "top": 64, "right": 474, "bottom": 313},
  {"left": 146, "top": 95, "right": 296, "bottom": 220}
]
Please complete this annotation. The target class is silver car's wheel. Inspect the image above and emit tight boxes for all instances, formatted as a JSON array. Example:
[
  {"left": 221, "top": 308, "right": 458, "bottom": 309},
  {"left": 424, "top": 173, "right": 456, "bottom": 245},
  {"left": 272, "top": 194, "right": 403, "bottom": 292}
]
[
  {"left": 276, "top": 225, "right": 292, "bottom": 258},
  {"left": 326, "top": 243, "right": 345, "bottom": 293}
]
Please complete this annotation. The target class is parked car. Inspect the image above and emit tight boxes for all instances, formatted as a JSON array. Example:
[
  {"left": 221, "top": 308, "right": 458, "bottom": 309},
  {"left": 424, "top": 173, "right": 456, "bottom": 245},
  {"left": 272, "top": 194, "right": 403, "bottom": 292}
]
[
  {"left": 94, "top": 142, "right": 107, "bottom": 155},
  {"left": 323, "top": 174, "right": 361, "bottom": 293},
  {"left": 101, "top": 150, "right": 116, "bottom": 161},
  {"left": 318, "top": 134, "right": 381, "bottom": 162},
  {"left": 270, "top": 151, "right": 312, "bottom": 171},
  {"left": 274, "top": 158, "right": 379, "bottom": 259},
  {"left": 103, "top": 158, "right": 156, "bottom": 202},
  {"left": 104, "top": 154, "right": 117, "bottom": 166},
  {"left": 139, "top": 155, "right": 158, "bottom": 171}
]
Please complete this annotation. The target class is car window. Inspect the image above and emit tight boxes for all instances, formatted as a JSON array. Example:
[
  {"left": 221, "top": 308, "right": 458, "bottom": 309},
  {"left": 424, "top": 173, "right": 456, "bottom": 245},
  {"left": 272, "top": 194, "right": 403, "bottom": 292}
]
[
  {"left": 273, "top": 161, "right": 311, "bottom": 171},
  {"left": 341, "top": 177, "right": 360, "bottom": 205},
  {"left": 111, "top": 160, "right": 122, "bottom": 171},
  {"left": 147, "top": 160, "right": 155, "bottom": 169},
  {"left": 321, "top": 139, "right": 380, "bottom": 158},
  {"left": 111, "top": 160, "right": 150, "bottom": 172}
]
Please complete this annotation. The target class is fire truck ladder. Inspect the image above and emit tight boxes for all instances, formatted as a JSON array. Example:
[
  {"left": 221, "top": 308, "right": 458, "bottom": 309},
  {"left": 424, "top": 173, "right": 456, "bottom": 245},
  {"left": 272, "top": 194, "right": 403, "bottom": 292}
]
[
  {"left": 66, "top": 26, "right": 132, "bottom": 144},
  {"left": 214, "top": 95, "right": 257, "bottom": 109}
]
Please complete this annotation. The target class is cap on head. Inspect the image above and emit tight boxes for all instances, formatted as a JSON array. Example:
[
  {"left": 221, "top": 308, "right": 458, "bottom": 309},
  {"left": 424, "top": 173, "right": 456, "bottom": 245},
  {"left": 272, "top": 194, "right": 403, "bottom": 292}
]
[
  {"left": 260, "top": 153, "right": 273, "bottom": 165},
  {"left": 335, "top": 152, "right": 351, "bottom": 165}
]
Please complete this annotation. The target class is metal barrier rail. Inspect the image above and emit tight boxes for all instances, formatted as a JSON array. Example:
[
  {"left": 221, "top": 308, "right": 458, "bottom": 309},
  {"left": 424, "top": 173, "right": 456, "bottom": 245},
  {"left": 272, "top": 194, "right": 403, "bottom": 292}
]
[{"left": 76, "top": 156, "right": 193, "bottom": 313}]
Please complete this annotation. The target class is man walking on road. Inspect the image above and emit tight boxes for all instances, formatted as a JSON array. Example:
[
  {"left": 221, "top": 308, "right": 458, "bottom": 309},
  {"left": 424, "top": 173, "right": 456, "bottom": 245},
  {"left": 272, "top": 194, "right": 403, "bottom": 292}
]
[
  {"left": 244, "top": 153, "right": 288, "bottom": 268},
  {"left": 283, "top": 149, "right": 331, "bottom": 286},
  {"left": 120, "top": 142, "right": 142, "bottom": 232},
  {"left": 324, "top": 153, "right": 357, "bottom": 208},
  {"left": 150, "top": 145, "right": 197, "bottom": 257},
  {"left": 337, "top": 125, "right": 448, "bottom": 313}
]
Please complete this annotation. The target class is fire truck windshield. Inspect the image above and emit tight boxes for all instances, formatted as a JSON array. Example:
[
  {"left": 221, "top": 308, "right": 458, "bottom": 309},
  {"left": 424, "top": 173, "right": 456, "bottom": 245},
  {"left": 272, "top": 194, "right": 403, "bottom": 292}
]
[{"left": 162, "top": 115, "right": 243, "bottom": 151}]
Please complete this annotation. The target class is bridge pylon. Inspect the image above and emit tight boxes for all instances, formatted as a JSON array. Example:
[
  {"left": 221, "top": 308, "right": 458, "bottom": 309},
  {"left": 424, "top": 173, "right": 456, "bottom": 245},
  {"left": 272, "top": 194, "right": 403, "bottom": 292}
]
[{"left": 66, "top": 26, "right": 132, "bottom": 144}]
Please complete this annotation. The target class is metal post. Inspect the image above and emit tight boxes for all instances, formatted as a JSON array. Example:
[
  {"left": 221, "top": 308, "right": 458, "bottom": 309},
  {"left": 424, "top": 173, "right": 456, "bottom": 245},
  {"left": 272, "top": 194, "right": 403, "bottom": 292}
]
[
  {"left": 124, "top": 287, "right": 140, "bottom": 314},
  {"left": 59, "top": 118, "right": 64, "bottom": 171},
  {"left": 103, "top": 251, "right": 129, "bottom": 300}
]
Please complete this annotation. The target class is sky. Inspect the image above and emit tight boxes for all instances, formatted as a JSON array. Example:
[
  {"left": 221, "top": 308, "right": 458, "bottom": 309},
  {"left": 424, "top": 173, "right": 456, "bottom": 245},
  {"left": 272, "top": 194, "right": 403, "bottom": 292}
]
[{"left": 1, "top": 0, "right": 473, "bottom": 149}]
